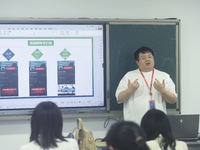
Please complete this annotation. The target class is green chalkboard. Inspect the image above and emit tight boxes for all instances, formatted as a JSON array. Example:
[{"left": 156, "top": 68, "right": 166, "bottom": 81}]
[{"left": 109, "top": 22, "right": 180, "bottom": 111}]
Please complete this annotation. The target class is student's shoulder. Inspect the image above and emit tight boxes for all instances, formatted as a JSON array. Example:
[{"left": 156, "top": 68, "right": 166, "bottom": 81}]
[
  {"left": 65, "top": 138, "right": 78, "bottom": 143},
  {"left": 175, "top": 140, "right": 188, "bottom": 149},
  {"left": 20, "top": 141, "right": 39, "bottom": 150},
  {"left": 59, "top": 138, "right": 79, "bottom": 150},
  {"left": 146, "top": 140, "right": 161, "bottom": 149}
]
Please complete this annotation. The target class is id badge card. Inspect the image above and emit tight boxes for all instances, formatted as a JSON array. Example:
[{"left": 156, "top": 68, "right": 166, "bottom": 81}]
[{"left": 149, "top": 100, "right": 156, "bottom": 109}]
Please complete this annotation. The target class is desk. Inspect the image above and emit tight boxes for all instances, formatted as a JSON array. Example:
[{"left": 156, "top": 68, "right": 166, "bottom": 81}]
[
  {"left": 95, "top": 141, "right": 200, "bottom": 150},
  {"left": 186, "top": 141, "right": 200, "bottom": 150},
  {"left": 95, "top": 141, "right": 106, "bottom": 150}
]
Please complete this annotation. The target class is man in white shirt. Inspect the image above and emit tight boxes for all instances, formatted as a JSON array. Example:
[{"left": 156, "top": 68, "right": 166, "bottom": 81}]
[{"left": 115, "top": 46, "right": 177, "bottom": 125}]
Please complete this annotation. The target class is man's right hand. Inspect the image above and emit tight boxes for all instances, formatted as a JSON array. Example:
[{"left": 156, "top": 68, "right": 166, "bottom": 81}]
[
  {"left": 117, "top": 79, "right": 140, "bottom": 103},
  {"left": 127, "top": 79, "right": 139, "bottom": 93}
]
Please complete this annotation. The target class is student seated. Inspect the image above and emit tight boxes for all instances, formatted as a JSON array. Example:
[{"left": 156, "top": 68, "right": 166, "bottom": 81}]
[
  {"left": 20, "top": 101, "right": 79, "bottom": 150},
  {"left": 105, "top": 120, "right": 150, "bottom": 150},
  {"left": 140, "top": 109, "right": 188, "bottom": 150}
]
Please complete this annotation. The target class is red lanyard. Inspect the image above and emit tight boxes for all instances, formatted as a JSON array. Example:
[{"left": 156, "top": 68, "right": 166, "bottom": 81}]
[{"left": 140, "top": 69, "right": 154, "bottom": 98}]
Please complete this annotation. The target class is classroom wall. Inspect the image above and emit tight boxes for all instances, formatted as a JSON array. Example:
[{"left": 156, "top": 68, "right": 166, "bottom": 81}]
[{"left": 0, "top": 0, "right": 200, "bottom": 149}]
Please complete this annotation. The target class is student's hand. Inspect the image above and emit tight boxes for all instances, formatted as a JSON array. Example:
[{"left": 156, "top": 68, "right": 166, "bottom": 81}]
[
  {"left": 153, "top": 79, "right": 165, "bottom": 93},
  {"left": 127, "top": 79, "right": 139, "bottom": 92}
]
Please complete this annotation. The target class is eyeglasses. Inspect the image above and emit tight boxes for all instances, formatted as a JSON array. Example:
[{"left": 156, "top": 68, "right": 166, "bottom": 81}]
[{"left": 139, "top": 56, "right": 154, "bottom": 61}]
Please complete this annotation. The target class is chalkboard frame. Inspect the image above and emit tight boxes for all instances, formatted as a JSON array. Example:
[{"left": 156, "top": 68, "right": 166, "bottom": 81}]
[{"left": 106, "top": 19, "right": 180, "bottom": 113}]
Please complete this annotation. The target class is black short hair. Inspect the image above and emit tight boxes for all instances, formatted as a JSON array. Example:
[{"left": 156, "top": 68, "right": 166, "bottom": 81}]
[
  {"left": 106, "top": 121, "right": 149, "bottom": 150},
  {"left": 134, "top": 46, "right": 154, "bottom": 61}
]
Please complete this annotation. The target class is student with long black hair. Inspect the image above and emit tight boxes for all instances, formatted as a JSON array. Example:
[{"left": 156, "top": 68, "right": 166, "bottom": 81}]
[
  {"left": 20, "top": 101, "right": 79, "bottom": 150},
  {"left": 141, "top": 109, "right": 188, "bottom": 150}
]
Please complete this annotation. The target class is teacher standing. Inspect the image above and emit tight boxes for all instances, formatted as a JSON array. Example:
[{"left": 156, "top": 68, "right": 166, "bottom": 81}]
[{"left": 115, "top": 46, "right": 177, "bottom": 125}]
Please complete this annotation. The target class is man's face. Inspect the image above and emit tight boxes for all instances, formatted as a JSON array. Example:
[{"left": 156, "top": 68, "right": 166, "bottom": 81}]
[{"left": 136, "top": 51, "right": 155, "bottom": 72}]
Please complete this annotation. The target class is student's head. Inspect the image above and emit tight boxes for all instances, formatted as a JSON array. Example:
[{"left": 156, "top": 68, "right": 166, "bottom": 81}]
[
  {"left": 30, "top": 101, "right": 66, "bottom": 149},
  {"left": 140, "top": 109, "right": 173, "bottom": 140},
  {"left": 134, "top": 46, "right": 155, "bottom": 72},
  {"left": 106, "top": 121, "right": 149, "bottom": 150}
]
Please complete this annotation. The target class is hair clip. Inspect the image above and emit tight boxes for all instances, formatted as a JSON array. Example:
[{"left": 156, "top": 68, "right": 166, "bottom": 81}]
[{"left": 135, "top": 136, "right": 143, "bottom": 144}]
